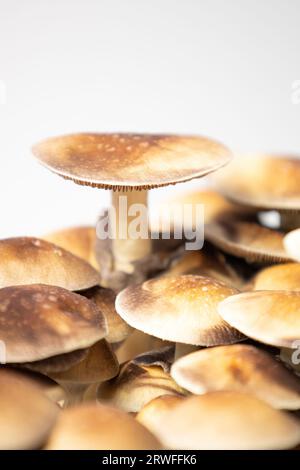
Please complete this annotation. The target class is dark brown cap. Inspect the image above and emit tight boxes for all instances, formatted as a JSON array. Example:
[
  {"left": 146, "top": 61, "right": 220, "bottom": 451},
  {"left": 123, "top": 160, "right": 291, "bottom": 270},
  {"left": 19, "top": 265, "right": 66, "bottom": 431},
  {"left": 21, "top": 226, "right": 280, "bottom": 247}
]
[{"left": 32, "top": 133, "right": 232, "bottom": 190}]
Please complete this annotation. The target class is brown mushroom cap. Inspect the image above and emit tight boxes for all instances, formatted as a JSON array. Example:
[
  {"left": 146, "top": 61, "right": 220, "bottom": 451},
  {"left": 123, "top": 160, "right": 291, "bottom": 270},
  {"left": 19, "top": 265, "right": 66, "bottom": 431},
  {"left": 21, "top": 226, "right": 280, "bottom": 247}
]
[
  {"left": 20, "top": 348, "right": 89, "bottom": 374},
  {"left": 284, "top": 229, "right": 300, "bottom": 261},
  {"left": 32, "top": 133, "right": 232, "bottom": 190},
  {"left": 50, "top": 339, "right": 119, "bottom": 384},
  {"left": 218, "top": 291, "right": 300, "bottom": 348},
  {"left": 205, "top": 218, "right": 291, "bottom": 263},
  {"left": 0, "top": 237, "right": 100, "bottom": 291},
  {"left": 137, "top": 395, "right": 185, "bottom": 435},
  {"left": 45, "top": 403, "right": 162, "bottom": 450},
  {"left": 154, "top": 391, "right": 300, "bottom": 450},
  {"left": 97, "top": 349, "right": 184, "bottom": 413},
  {"left": 171, "top": 344, "right": 300, "bottom": 409},
  {"left": 82, "top": 286, "right": 132, "bottom": 344},
  {"left": 116, "top": 275, "right": 243, "bottom": 346},
  {"left": 43, "top": 226, "right": 98, "bottom": 270},
  {"left": 253, "top": 263, "right": 300, "bottom": 291},
  {"left": 0, "top": 284, "right": 107, "bottom": 363},
  {"left": 215, "top": 155, "right": 300, "bottom": 211},
  {"left": 0, "top": 367, "right": 59, "bottom": 449}
]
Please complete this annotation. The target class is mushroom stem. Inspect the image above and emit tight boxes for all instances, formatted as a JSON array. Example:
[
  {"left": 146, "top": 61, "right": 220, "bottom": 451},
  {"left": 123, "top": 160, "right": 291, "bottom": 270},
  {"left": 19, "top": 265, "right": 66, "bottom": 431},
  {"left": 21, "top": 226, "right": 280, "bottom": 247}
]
[
  {"left": 111, "top": 190, "right": 152, "bottom": 274},
  {"left": 174, "top": 343, "right": 199, "bottom": 361},
  {"left": 280, "top": 212, "right": 300, "bottom": 231}
]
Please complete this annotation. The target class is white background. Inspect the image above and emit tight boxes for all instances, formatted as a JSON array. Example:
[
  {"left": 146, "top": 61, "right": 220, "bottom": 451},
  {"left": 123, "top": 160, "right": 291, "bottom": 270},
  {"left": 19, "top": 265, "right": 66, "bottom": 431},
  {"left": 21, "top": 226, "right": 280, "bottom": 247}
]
[{"left": 0, "top": 0, "right": 299, "bottom": 238}]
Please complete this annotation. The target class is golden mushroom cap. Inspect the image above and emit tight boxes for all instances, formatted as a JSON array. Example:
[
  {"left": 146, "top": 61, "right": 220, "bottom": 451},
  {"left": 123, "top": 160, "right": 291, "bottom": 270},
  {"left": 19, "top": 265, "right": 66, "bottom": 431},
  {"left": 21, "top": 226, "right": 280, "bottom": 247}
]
[
  {"left": 171, "top": 344, "right": 300, "bottom": 409},
  {"left": 205, "top": 218, "right": 291, "bottom": 263},
  {"left": 43, "top": 226, "right": 98, "bottom": 270},
  {"left": 32, "top": 133, "right": 232, "bottom": 190},
  {"left": 0, "top": 368, "right": 59, "bottom": 450},
  {"left": 45, "top": 403, "right": 162, "bottom": 450},
  {"left": 215, "top": 155, "right": 300, "bottom": 211},
  {"left": 137, "top": 394, "right": 184, "bottom": 434},
  {"left": 218, "top": 290, "right": 300, "bottom": 348},
  {"left": 253, "top": 263, "right": 300, "bottom": 291},
  {"left": 116, "top": 275, "right": 243, "bottom": 346},
  {"left": 0, "top": 284, "right": 107, "bottom": 363},
  {"left": 154, "top": 392, "right": 300, "bottom": 450},
  {"left": 0, "top": 237, "right": 100, "bottom": 291}
]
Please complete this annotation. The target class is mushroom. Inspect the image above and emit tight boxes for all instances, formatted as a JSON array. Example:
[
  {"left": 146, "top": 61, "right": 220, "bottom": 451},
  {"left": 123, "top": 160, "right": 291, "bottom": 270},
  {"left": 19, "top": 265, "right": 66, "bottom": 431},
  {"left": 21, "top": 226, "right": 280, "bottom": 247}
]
[
  {"left": 116, "top": 275, "right": 244, "bottom": 359},
  {"left": 218, "top": 290, "right": 300, "bottom": 348},
  {"left": 81, "top": 286, "right": 132, "bottom": 348},
  {"left": 32, "top": 133, "right": 232, "bottom": 289},
  {"left": 49, "top": 339, "right": 119, "bottom": 405},
  {"left": 171, "top": 344, "right": 300, "bottom": 409},
  {"left": 149, "top": 391, "right": 300, "bottom": 450},
  {"left": 0, "top": 367, "right": 59, "bottom": 449},
  {"left": 136, "top": 395, "right": 185, "bottom": 436},
  {"left": 205, "top": 216, "right": 291, "bottom": 263},
  {"left": 97, "top": 347, "right": 185, "bottom": 412},
  {"left": 45, "top": 403, "right": 162, "bottom": 450},
  {"left": 116, "top": 329, "right": 170, "bottom": 364},
  {"left": 43, "top": 226, "right": 98, "bottom": 270},
  {"left": 0, "top": 237, "right": 100, "bottom": 291},
  {"left": 284, "top": 229, "right": 300, "bottom": 261},
  {"left": 252, "top": 263, "right": 300, "bottom": 291},
  {"left": 0, "top": 284, "right": 107, "bottom": 363},
  {"left": 214, "top": 154, "right": 300, "bottom": 230}
]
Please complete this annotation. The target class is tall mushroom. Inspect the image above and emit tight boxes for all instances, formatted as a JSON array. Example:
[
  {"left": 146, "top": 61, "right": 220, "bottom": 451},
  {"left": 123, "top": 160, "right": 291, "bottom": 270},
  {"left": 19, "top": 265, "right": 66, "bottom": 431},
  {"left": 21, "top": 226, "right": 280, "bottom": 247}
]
[{"left": 32, "top": 133, "right": 232, "bottom": 289}]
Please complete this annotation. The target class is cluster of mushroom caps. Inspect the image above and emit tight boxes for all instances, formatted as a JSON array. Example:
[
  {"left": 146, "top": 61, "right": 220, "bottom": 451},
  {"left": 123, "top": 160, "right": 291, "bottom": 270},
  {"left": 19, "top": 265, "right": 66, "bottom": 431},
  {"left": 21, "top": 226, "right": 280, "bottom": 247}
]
[{"left": 1, "top": 134, "right": 300, "bottom": 450}]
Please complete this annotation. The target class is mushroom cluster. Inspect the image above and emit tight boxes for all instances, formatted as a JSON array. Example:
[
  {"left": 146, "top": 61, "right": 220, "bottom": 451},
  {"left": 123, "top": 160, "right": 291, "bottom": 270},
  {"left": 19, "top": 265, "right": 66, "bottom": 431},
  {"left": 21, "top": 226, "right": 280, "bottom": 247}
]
[{"left": 0, "top": 136, "right": 300, "bottom": 449}]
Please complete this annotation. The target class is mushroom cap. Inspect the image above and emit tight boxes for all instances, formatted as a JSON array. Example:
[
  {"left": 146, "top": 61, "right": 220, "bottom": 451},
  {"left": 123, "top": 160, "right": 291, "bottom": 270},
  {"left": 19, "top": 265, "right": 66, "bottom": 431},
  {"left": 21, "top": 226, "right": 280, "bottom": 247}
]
[
  {"left": 218, "top": 290, "right": 300, "bottom": 348},
  {"left": 82, "top": 286, "right": 132, "bottom": 344},
  {"left": 171, "top": 344, "right": 300, "bottom": 409},
  {"left": 116, "top": 329, "right": 170, "bottom": 364},
  {"left": 253, "top": 263, "right": 300, "bottom": 291},
  {"left": 32, "top": 133, "right": 232, "bottom": 190},
  {"left": 97, "top": 348, "right": 184, "bottom": 413},
  {"left": 137, "top": 395, "right": 184, "bottom": 434},
  {"left": 45, "top": 403, "right": 162, "bottom": 450},
  {"left": 20, "top": 348, "right": 89, "bottom": 374},
  {"left": 0, "top": 367, "right": 59, "bottom": 450},
  {"left": 0, "top": 284, "right": 107, "bottom": 363},
  {"left": 154, "top": 391, "right": 300, "bottom": 450},
  {"left": 43, "top": 226, "right": 98, "bottom": 270},
  {"left": 116, "top": 275, "right": 243, "bottom": 346},
  {"left": 50, "top": 340, "right": 119, "bottom": 384},
  {"left": 215, "top": 155, "right": 300, "bottom": 211},
  {"left": 284, "top": 229, "right": 300, "bottom": 261},
  {"left": 205, "top": 218, "right": 291, "bottom": 263},
  {"left": 0, "top": 237, "right": 100, "bottom": 291}
]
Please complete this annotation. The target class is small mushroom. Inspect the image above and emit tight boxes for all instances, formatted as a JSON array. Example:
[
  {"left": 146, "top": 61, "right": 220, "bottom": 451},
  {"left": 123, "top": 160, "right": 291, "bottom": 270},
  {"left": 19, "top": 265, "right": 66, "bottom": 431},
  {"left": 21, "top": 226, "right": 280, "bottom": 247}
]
[
  {"left": 0, "top": 237, "right": 100, "bottom": 291},
  {"left": 0, "top": 367, "right": 59, "bottom": 449},
  {"left": 81, "top": 286, "right": 132, "bottom": 347},
  {"left": 215, "top": 155, "right": 300, "bottom": 230},
  {"left": 151, "top": 391, "right": 300, "bottom": 450},
  {"left": 218, "top": 290, "right": 300, "bottom": 348},
  {"left": 284, "top": 229, "right": 300, "bottom": 261},
  {"left": 49, "top": 339, "right": 119, "bottom": 405},
  {"left": 43, "top": 226, "right": 98, "bottom": 270},
  {"left": 33, "top": 133, "right": 232, "bottom": 289},
  {"left": 253, "top": 263, "right": 300, "bottom": 291},
  {"left": 45, "top": 403, "right": 162, "bottom": 450},
  {"left": 0, "top": 284, "right": 107, "bottom": 363},
  {"left": 137, "top": 395, "right": 184, "bottom": 435},
  {"left": 97, "top": 348, "right": 185, "bottom": 412},
  {"left": 205, "top": 217, "right": 291, "bottom": 263},
  {"left": 171, "top": 344, "right": 300, "bottom": 409},
  {"left": 116, "top": 275, "right": 244, "bottom": 356}
]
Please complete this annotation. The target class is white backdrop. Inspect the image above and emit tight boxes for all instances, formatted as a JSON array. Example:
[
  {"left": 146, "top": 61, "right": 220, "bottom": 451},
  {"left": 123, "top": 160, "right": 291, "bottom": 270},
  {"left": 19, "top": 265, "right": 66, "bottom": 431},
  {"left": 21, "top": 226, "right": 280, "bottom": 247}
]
[{"left": 0, "top": 0, "right": 299, "bottom": 238}]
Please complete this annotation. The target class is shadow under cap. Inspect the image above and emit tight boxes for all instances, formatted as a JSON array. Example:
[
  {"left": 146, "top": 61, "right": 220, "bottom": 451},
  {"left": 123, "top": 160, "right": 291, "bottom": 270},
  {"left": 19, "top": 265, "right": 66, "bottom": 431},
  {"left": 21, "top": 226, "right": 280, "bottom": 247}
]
[
  {"left": 0, "top": 284, "right": 107, "bottom": 363},
  {"left": 0, "top": 237, "right": 100, "bottom": 291},
  {"left": 116, "top": 275, "right": 244, "bottom": 346},
  {"left": 218, "top": 290, "right": 300, "bottom": 348},
  {"left": 45, "top": 403, "right": 162, "bottom": 450},
  {"left": 156, "top": 392, "right": 300, "bottom": 450},
  {"left": 171, "top": 344, "right": 300, "bottom": 409}
]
